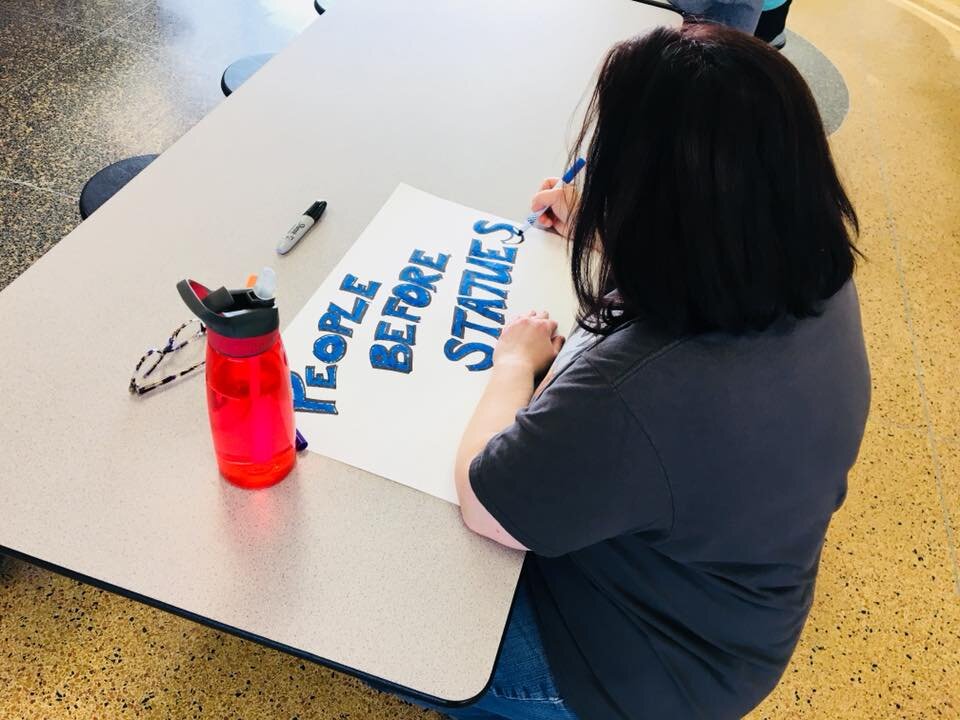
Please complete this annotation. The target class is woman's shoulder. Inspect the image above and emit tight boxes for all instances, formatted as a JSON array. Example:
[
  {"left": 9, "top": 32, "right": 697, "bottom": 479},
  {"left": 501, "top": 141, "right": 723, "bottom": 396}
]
[
  {"left": 583, "top": 279, "right": 865, "bottom": 388},
  {"left": 580, "top": 320, "right": 688, "bottom": 388}
]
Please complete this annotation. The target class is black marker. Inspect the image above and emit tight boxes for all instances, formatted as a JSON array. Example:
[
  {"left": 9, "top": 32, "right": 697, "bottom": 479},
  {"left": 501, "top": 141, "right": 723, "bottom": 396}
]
[{"left": 277, "top": 200, "right": 327, "bottom": 255}]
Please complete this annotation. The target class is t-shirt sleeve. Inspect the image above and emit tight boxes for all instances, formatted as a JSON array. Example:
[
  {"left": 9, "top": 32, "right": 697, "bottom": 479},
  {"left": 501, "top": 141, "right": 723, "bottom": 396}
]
[{"left": 469, "top": 356, "right": 673, "bottom": 557}]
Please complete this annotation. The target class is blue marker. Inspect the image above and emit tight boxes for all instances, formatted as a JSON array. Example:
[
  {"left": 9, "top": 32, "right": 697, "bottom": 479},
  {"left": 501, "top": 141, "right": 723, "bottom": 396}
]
[
  {"left": 295, "top": 429, "right": 309, "bottom": 452},
  {"left": 516, "top": 157, "right": 586, "bottom": 235}
]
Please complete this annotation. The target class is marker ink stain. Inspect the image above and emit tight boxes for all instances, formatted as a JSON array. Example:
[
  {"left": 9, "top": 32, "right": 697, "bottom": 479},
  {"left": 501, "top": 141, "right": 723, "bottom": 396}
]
[
  {"left": 474, "top": 219, "right": 523, "bottom": 245},
  {"left": 503, "top": 228, "right": 525, "bottom": 246}
]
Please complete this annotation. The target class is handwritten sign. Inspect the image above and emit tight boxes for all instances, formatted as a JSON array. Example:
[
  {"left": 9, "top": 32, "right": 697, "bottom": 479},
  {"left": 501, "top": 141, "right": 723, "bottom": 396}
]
[{"left": 283, "top": 184, "right": 577, "bottom": 503}]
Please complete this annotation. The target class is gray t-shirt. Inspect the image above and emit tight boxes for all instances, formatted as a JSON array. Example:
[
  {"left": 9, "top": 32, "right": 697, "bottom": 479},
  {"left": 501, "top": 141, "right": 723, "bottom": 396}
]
[{"left": 470, "top": 281, "right": 871, "bottom": 719}]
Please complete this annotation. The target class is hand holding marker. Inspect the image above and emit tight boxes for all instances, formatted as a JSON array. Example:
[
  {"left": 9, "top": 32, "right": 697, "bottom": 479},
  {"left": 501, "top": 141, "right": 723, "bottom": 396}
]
[{"left": 517, "top": 157, "right": 586, "bottom": 237}]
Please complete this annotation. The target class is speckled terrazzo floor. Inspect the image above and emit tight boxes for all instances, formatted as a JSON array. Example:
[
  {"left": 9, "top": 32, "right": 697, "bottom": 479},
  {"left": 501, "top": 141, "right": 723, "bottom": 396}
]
[{"left": 1, "top": 0, "right": 959, "bottom": 718}]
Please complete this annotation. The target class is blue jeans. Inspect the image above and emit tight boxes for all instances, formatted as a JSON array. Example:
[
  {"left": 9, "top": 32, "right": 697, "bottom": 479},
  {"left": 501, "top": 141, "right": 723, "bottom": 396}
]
[
  {"left": 670, "top": 0, "right": 764, "bottom": 33},
  {"left": 405, "top": 585, "right": 579, "bottom": 720}
]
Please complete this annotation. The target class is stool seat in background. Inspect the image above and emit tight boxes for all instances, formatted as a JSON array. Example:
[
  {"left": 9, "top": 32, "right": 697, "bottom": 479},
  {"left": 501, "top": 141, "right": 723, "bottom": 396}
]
[
  {"left": 79, "top": 155, "right": 158, "bottom": 220},
  {"left": 221, "top": 1, "right": 325, "bottom": 98},
  {"left": 220, "top": 52, "right": 275, "bottom": 97}
]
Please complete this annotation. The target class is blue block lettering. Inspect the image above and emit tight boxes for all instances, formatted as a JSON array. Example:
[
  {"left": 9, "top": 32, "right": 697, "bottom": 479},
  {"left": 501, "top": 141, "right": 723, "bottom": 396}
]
[
  {"left": 291, "top": 371, "right": 338, "bottom": 414},
  {"left": 375, "top": 320, "right": 417, "bottom": 346},
  {"left": 459, "top": 270, "right": 509, "bottom": 299},
  {"left": 457, "top": 296, "right": 506, "bottom": 324},
  {"left": 340, "top": 273, "right": 382, "bottom": 299},
  {"left": 410, "top": 249, "right": 450, "bottom": 272},
  {"left": 313, "top": 334, "right": 348, "bottom": 364},
  {"left": 468, "top": 239, "right": 517, "bottom": 264},
  {"left": 382, "top": 296, "right": 421, "bottom": 322},
  {"left": 399, "top": 265, "right": 443, "bottom": 292},
  {"left": 305, "top": 365, "right": 337, "bottom": 389},
  {"left": 444, "top": 339, "right": 494, "bottom": 372},
  {"left": 370, "top": 343, "right": 413, "bottom": 374},
  {"left": 393, "top": 282, "right": 431, "bottom": 308},
  {"left": 318, "top": 297, "right": 369, "bottom": 337},
  {"left": 473, "top": 219, "right": 520, "bottom": 245},
  {"left": 465, "top": 256, "right": 513, "bottom": 284},
  {"left": 317, "top": 308, "right": 351, "bottom": 337},
  {"left": 450, "top": 306, "right": 502, "bottom": 340}
]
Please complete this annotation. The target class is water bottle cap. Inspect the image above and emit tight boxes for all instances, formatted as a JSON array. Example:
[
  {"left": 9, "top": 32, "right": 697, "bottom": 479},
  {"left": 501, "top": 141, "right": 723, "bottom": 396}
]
[
  {"left": 177, "top": 275, "right": 280, "bottom": 340},
  {"left": 253, "top": 267, "right": 277, "bottom": 301}
]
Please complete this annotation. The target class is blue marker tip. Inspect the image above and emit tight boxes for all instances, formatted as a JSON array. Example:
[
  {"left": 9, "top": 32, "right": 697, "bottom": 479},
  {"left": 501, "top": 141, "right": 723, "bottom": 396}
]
[{"left": 561, "top": 157, "right": 587, "bottom": 185}]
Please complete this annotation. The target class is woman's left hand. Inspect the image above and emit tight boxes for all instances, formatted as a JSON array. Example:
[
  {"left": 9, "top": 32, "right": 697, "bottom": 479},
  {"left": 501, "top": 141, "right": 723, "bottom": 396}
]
[{"left": 493, "top": 311, "right": 565, "bottom": 378}]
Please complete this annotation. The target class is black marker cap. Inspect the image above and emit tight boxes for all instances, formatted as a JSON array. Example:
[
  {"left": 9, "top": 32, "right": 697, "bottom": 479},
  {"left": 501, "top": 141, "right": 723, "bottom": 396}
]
[{"left": 305, "top": 200, "right": 327, "bottom": 222}]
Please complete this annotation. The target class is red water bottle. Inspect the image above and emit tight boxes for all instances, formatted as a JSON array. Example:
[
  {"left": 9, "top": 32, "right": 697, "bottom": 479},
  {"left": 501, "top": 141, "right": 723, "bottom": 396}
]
[{"left": 178, "top": 268, "right": 296, "bottom": 489}]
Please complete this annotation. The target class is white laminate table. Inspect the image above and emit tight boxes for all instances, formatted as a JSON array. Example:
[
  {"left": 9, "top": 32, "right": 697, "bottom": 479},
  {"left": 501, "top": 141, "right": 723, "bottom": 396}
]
[{"left": 0, "top": 0, "right": 680, "bottom": 705}]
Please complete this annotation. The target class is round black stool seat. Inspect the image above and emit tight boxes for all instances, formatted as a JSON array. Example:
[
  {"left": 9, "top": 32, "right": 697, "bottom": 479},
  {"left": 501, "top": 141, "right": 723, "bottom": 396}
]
[
  {"left": 220, "top": 52, "right": 274, "bottom": 97},
  {"left": 314, "top": 0, "right": 325, "bottom": 13},
  {"left": 79, "top": 154, "right": 158, "bottom": 220}
]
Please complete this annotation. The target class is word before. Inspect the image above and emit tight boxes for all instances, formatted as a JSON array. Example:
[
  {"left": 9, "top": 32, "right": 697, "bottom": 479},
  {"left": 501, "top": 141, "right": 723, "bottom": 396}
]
[{"left": 369, "top": 249, "right": 451, "bottom": 374}]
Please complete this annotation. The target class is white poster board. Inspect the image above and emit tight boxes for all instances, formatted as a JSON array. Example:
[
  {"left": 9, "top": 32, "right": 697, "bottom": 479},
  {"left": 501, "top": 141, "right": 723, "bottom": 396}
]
[{"left": 283, "top": 184, "right": 577, "bottom": 504}]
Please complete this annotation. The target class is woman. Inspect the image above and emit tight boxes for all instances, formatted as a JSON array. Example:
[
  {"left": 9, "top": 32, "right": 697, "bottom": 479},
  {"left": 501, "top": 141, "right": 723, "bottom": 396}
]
[{"left": 428, "top": 23, "right": 870, "bottom": 720}]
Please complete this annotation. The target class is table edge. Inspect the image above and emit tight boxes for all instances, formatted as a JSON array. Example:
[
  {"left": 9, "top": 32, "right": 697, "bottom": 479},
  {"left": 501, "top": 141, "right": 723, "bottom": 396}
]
[{"left": 0, "top": 544, "right": 525, "bottom": 707}]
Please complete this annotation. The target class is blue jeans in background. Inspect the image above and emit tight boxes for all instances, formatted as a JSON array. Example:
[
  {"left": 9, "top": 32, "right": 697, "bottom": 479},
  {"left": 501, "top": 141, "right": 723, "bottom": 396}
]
[
  {"left": 670, "top": 0, "right": 764, "bottom": 33},
  {"left": 403, "top": 584, "right": 579, "bottom": 720}
]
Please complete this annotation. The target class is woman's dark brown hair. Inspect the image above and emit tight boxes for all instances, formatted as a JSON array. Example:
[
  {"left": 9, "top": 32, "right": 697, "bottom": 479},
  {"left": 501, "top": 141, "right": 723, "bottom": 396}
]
[{"left": 569, "top": 23, "right": 859, "bottom": 336}]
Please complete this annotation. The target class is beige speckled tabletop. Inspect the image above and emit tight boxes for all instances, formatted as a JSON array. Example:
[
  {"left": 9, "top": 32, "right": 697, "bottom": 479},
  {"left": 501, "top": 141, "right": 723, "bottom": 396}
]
[{"left": 0, "top": 0, "right": 681, "bottom": 706}]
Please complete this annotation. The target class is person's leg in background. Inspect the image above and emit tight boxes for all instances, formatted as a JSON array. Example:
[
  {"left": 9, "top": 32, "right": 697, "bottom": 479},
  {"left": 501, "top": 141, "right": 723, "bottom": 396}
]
[
  {"left": 397, "top": 582, "right": 578, "bottom": 720},
  {"left": 669, "top": 0, "right": 764, "bottom": 34},
  {"left": 754, "top": 0, "right": 792, "bottom": 49}
]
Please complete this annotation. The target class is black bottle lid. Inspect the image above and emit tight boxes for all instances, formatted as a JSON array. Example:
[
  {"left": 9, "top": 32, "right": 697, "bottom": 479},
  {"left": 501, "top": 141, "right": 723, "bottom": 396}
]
[{"left": 177, "top": 278, "right": 279, "bottom": 339}]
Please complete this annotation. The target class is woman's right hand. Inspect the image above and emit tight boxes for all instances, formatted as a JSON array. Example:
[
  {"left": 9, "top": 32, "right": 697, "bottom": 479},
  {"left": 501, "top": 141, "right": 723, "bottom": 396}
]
[{"left": 531, "top": 178, "right": 578, "bottom": 238}]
